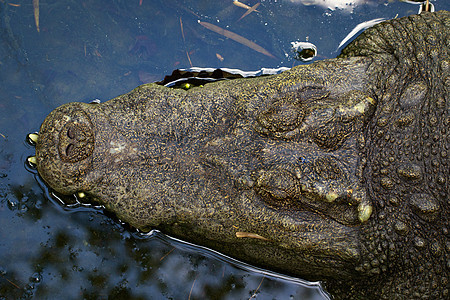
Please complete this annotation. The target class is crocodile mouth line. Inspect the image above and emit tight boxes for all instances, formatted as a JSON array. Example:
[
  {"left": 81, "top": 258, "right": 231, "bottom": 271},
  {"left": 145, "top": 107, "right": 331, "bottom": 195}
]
[
  {"left": 254, "top": 168, "right": 372, "bottom": 226},
  {"left": 256, "top": 191, "right": 362, "bottom": 228}
]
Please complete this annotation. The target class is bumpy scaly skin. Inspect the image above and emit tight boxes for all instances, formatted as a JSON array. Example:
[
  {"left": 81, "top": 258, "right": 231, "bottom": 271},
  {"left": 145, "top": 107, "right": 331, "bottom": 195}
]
[
  {"left": 328, "top": 11, "right": 450, "bottom": 299},
  {"left": 34, "top": 11, "right": 449, "bottom": 299}
]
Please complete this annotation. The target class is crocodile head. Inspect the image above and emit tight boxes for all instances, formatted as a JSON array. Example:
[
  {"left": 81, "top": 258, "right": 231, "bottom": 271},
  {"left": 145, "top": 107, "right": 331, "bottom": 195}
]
[{"left": 32, "top": 11, "right": 449, "bottom": 299}]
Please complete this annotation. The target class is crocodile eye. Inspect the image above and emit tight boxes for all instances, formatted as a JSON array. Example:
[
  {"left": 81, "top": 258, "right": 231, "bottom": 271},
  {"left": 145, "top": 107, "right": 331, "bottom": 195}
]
[
  {"left": 311, "top": 123, "right": 346, "bottom": 150},
  {"left": 257, "top": 100, "right": 304, "bottom": 134},
  {"left": 65, "top": 143, "right": 74, "bottom": 157}
]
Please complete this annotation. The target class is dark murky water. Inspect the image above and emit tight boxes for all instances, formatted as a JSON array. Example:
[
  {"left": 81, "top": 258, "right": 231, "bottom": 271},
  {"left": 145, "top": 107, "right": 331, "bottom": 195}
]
[{"left": 1, "top": 1, "right": 448, "bottom": 299}]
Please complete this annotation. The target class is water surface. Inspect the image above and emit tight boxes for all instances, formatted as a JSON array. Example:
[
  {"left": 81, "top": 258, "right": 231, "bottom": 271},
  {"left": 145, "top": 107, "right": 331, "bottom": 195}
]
[{"left": 1, "top": 0, "right": 448, "bottom": 299}]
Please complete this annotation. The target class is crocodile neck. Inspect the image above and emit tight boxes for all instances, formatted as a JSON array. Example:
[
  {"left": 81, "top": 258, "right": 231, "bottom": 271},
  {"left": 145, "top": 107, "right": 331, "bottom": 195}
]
[{"left": 327, "top": 11, "right": 450, "bottom": 299}]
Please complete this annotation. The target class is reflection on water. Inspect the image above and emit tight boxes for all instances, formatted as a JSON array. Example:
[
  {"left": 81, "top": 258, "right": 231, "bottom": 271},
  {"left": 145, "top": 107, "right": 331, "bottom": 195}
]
[
  {"left": 1, "top": 0, "right": 448, "bottom": 299},
  {"left": 289, "top": 0, "right": 371, "bottom": 12}
]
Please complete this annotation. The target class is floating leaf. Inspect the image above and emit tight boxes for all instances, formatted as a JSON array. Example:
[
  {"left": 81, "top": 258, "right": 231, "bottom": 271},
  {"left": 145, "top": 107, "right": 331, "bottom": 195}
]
[
  {"left": 235, "top": 231, "right": 269, "bottom": 241},
  {"left": 233, "top": 0, "right": 259, "bottom": 12},
  {"left": 198, "top": 21, "right": 275, "bottom": 59},
  {"left": 216, "top": 53, "right": 224, "bottom": 61},
  {"left": 238, "top": 3, "right": 260, "bottom": 21},
  {"left": 33, "top": 0, "right": 39, "bottom": 32}
]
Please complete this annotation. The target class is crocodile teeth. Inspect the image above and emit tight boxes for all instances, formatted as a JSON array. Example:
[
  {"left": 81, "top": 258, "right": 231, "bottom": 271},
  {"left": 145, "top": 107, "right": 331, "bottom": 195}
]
[
  {"left": 325, "top": 191, "right": 339, "bottom": 202},
  {"left": 358, "top": 203, "right": 373, "bottom": 223},
  {"left": 27, "top": 133, "right": 39, "bottom": 145},
  {"left": 27, "top": 156, "right": 37, "bottom": 166},
  {"left": 77, "top": 192, "right": 86, "bottom": 199}
]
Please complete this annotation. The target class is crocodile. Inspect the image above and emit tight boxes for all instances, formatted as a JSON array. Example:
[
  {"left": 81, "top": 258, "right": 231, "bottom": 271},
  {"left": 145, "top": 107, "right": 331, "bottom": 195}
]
[{"left": 29, "top": 11, "right": 449, "bottom": 299}]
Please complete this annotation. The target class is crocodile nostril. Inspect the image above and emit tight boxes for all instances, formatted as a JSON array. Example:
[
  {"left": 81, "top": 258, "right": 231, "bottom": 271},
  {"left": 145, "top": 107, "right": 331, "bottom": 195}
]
[
  {"left": 58, "top": 121, "right": 94, "bottom": 162},
  {"left": 65, "top": 143, "right": 74, "bottom": 156},
  {"left": 67, "top": 127, "right": 75, "bottom": 139}
]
